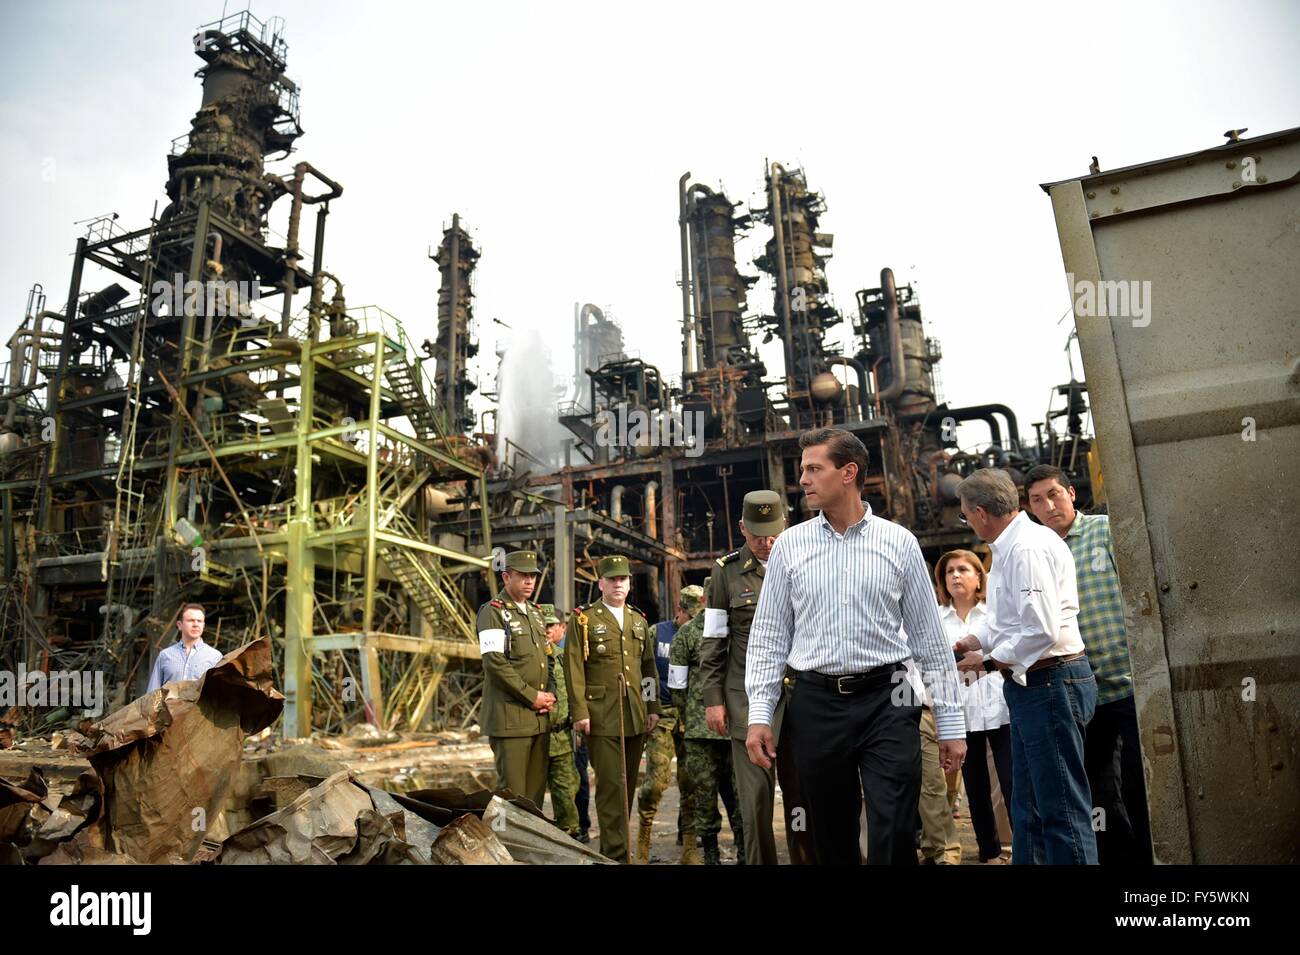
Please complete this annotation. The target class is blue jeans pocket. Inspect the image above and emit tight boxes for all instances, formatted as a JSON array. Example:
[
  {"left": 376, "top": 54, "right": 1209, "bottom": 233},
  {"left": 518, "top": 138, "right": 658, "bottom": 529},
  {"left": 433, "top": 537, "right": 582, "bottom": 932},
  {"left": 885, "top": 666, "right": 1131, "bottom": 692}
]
[{"left": 1064, "top": 672, "right": 1097, "bottom": 725}]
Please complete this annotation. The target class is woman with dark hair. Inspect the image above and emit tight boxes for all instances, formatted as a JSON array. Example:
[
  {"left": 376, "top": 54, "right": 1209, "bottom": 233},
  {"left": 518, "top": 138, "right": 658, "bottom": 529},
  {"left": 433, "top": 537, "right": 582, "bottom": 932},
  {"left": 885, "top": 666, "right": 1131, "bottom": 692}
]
[{"left": 938, "top": 550, "right": 1014, "bottom": 864}]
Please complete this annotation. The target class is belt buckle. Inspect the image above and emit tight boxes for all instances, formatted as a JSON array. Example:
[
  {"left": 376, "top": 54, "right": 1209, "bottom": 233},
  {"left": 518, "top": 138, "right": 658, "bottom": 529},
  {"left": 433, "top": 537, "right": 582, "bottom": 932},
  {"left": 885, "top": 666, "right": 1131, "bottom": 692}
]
[{"left": 836, "top": 675, "right": 854, "bottom": 695}]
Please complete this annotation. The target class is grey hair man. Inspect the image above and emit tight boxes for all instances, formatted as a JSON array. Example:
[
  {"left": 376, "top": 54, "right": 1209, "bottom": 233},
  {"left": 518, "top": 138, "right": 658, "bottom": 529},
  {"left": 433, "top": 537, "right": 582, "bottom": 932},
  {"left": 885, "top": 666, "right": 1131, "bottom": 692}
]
[{"left": 955, "top": 467, "right": 1097, "bottom": 865}]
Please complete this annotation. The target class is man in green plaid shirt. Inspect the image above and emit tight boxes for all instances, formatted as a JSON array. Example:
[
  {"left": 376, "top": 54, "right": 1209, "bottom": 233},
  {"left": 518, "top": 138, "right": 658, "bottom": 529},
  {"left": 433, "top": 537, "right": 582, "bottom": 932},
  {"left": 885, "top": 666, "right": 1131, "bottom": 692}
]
[{"left": 1026, "top": 465, "right": 1152, "bottom": 864}]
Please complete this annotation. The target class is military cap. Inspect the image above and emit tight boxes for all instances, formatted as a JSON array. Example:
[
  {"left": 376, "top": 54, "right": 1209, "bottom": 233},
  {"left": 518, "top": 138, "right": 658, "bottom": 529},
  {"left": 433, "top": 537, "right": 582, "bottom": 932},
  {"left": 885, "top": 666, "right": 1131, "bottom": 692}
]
[
  {"left": 538, "top": 603, "right": 562, "bottom": 625},
  {"left": 742, "top": 489, "right": 785, "bottom": 536},
  {"left": 504, "top": 549, "right": 540, "bottom": 573},
  {"left": 597, "top": 554, "right": 631, "bottom": 578},
  {"left": 679, "top": 584, "right": 705, "bottom": 612}
]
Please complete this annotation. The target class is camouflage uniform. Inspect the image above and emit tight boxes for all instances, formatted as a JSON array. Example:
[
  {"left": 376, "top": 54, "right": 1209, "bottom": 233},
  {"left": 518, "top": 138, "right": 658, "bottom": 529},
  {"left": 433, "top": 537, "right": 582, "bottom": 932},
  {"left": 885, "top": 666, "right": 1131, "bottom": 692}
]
[
  {"left": 546, "top": 638, "right": 581, "bottom": 835},
  {"left": 670, "top": 610, "right": 743, "bottom": 843},
  {"left": 636, "top": 705, "right": 684, "bottom": 829}
]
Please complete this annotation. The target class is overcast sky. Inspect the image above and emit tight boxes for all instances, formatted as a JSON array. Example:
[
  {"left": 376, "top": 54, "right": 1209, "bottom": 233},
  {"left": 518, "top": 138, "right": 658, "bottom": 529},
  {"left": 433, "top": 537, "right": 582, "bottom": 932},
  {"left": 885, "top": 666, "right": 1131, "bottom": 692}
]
[{"left": 3, "top": 0, "right": 1297, "bottom": 455}]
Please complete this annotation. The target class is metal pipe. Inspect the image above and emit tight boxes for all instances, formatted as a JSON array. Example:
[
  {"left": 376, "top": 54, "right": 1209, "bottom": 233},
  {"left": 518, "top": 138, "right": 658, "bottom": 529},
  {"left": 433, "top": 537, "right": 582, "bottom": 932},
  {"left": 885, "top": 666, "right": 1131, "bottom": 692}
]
[
  {"left": 686, "top": 182, "right": 719, "bottom": 372},
  {"left": 902, "top": 407, "right": 1003, "bottom": 448},
  {"left": 645, "top": 480, "right": 658, "bottom": 539},
  {"left": 877, "top": 267, "right": 907, "bottom": 404},
  {"left": 307, "top": 202, "right": 330, "bottom": 341},
  {"left": 678, "top": 172, "right": 695, "bottom": 376},
  {"left": 769, "top": 163, "right": 796, "bottom": 392},
  {"left": 827, "top": 356, "right": 871, "bottom": 421},
  {"left": 199, "top": 231, "right": 223, "bottom": 371},
  {"left": 610, "top": 484, "right": 625, "bottom": 523}
]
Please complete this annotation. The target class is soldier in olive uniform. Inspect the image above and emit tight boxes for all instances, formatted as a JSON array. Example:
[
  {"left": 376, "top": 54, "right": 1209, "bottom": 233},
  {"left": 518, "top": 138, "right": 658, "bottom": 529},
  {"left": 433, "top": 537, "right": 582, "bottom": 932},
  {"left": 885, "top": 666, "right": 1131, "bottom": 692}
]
[
  {"left": 563, "top": 554, "right": 662, "bottom": 862},
  {"left": 540, "top": 603, "right": 581, "bottom": 836},
  {"left": 475, "top": 550, "right": 556, "bottom": 810},
  {"left": 670, "top": 583, "right": 744, "bottom": 865},
  {"left": 698, "top": 489, "right": 815, "bottom": 865}
]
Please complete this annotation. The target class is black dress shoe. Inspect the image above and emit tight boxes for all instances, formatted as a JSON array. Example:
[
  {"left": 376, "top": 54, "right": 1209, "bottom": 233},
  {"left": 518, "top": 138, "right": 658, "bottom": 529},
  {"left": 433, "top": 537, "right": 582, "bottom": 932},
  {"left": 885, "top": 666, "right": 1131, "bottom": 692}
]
[{"left": 576, "top": 830, "right": 591, "bottom": 844}]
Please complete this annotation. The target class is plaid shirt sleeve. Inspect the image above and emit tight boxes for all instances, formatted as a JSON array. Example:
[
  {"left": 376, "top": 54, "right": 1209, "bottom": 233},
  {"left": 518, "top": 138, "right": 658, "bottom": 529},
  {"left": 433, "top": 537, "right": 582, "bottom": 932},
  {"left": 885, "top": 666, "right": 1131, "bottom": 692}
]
[{"left": 1067, "top": 514, "right": 1134, "bottom": 704}]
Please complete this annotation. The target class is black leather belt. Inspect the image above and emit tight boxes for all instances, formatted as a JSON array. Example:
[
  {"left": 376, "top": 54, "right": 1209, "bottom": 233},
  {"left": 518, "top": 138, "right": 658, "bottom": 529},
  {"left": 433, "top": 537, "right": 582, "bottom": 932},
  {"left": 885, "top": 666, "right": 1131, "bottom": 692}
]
[{"left": 800, "top": 661, "right": 906, "bottom": 695}]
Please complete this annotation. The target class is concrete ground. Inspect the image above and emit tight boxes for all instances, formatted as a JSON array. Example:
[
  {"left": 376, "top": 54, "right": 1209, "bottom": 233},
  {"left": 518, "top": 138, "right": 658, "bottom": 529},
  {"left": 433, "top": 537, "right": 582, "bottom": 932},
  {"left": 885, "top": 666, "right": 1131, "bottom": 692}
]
[{"left": 548, "top": 757, "right": 1003, "bottom": 865}]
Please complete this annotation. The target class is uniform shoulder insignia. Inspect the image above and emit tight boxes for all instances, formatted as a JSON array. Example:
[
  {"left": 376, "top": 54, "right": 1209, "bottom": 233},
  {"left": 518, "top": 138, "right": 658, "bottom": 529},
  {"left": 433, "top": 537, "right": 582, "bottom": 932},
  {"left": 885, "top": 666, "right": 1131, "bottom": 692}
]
[
  {"left": 489, "top": 600, "right": 503, "bottom": 609},
  {"left": 717, "top": 549, "right": 742, "bottom": 566},
  {"left": 573, "top": 605, "right": 585, "bottom": 615},
  {"left": 627, "top": 604, "right": 642, "bottom": 616}
]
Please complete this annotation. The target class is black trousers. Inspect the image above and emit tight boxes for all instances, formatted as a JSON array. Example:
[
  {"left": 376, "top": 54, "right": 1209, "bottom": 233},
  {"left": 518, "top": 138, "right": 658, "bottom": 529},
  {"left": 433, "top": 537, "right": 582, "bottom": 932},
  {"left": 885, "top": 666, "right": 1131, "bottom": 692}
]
[
  {"left": 1085, "top": 694, "right": 1153, "bottom": 864},
  {"left": 788, "top": 666, "right": 922, "bottom": 865},
  {"left": 960, "top": 724, "right": 1014, "bottom": 861}
]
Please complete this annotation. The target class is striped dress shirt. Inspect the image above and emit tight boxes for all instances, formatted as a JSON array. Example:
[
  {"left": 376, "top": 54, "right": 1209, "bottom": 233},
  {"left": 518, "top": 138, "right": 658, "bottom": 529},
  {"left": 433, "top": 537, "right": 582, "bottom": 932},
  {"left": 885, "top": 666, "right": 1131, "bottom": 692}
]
[{"left": 745, "top": 504, "right": 966, "bottom": 740}]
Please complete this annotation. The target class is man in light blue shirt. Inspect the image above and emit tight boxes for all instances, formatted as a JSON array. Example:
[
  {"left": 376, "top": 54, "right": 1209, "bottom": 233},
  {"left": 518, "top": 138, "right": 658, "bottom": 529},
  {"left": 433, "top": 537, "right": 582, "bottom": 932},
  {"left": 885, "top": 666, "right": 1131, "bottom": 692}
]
[{"left": 146, "top": 603, "right": 224, "bottom": 692}]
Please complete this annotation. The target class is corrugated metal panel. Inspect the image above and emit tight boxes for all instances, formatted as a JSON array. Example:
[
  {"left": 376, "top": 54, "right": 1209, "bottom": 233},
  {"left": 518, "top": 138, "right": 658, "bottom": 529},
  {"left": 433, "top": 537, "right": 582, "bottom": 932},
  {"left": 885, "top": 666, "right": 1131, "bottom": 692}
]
[{"left": 1047, "top": 128, "right": 1300, "bottom": 864}]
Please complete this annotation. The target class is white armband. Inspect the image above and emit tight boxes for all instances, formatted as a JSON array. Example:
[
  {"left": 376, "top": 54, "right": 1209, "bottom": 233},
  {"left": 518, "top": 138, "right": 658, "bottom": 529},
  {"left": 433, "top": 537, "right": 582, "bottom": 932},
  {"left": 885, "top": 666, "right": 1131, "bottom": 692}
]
[
  {"left": 703, "top": 608, "right": 728, "bottom": 638},
  {"left": 478, "top": 628, "right": 506, "bottom": 654},
  {"left": 667, "top": 665, "right": 689, "bottom": 689}
]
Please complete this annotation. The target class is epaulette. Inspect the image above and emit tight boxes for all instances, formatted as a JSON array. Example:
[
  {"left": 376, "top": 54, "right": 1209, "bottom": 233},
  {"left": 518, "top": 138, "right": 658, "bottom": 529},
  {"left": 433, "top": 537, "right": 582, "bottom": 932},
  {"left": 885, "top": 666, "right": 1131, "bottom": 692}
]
[
  {"left": 573, "top": 605, "right": 585, "bottom": 615},
  {"left": 489, "top": 599, "right": 503, "bottom": 609},
  {"left": 627, "top": 604, "right": 643, "bottom": 616},
  {"left": 716, "top": 549, "right": 742, "bottom": 567}
]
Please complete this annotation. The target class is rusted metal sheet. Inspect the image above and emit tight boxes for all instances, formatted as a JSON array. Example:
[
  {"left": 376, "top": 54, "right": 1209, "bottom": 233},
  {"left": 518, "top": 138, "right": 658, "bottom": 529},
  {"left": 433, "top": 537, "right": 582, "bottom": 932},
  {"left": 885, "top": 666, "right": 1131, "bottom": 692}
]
[{"left": 1045, "top": 127, "right": 1300, "bottom": 863}]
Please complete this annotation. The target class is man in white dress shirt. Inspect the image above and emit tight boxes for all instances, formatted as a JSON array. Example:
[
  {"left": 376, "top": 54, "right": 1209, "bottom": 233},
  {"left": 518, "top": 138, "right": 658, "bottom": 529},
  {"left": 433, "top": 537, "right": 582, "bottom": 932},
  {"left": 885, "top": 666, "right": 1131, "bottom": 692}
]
[{"left": 954, "top": 468, "right": 1097, "bottom": 864}]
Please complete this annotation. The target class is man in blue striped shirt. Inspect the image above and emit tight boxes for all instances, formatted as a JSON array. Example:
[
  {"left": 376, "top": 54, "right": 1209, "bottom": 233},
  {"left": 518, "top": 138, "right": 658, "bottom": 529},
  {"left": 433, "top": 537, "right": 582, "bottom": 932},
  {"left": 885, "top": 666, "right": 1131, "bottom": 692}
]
[
  {"left": 146, "top": 603, "right": 224, "bottom": 692},
  {"left": 746, "top": 428, "right": 966, "bottom": 865}
]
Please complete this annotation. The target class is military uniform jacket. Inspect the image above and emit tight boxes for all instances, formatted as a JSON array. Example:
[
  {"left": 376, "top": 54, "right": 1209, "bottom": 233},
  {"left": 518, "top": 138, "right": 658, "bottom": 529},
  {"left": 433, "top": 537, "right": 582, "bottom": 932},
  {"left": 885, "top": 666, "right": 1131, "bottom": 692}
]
[
  {"left": 668, "top": 611, "right": 726, "bottom": 741},
  {"left": 698, "top": 543, "right": 789, "bottom": 741},
  {"left": 476, "top": 599, "right": 555, "bottom": 739},
  {"left": 548, "top": 643, "right": 573, "bottom": 756},
  {"left": 562, "top": 602, "right": 662, "bottom": 737}
]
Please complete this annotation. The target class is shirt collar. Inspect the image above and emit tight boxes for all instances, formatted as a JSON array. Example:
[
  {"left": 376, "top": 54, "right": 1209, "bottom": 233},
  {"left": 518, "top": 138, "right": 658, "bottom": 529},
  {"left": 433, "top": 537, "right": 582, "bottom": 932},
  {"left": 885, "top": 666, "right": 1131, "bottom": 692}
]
[
  {"left": 941, "top": 600, "right": 986, "bottom": 622},
  {"left": 1064, "top": 513, "right": 1086, "bottom": 539},
  {"left": 988, "top": 510, "right": 1029, "bottom": 557},
  {"left": 175, "top": 637, "right": 206, "bottom": 651},
  {"left": 816, "top": 501, "right": 873, "bottom": 537}
]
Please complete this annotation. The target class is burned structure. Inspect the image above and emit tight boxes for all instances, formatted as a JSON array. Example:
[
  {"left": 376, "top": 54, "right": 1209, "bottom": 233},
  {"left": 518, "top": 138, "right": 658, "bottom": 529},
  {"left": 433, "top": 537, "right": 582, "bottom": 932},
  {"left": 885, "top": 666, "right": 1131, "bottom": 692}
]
[
  {"left": 1, "top": 13, "right": 1095, "bottom": 742},
  {"left": 525, "top": 163, "right": 1096, "bottom": 612},
  {"left": 1, "top": 12, "right": 495, "bottom": 740}
]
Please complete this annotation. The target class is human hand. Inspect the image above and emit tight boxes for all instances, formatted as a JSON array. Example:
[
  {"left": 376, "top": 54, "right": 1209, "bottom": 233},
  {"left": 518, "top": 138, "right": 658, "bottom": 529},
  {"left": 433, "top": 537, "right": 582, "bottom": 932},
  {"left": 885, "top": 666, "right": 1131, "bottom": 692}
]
[
  {"left": 705, "top": 705, "right": 728, "bottom": 735},
  {"left": 745, "top": 724, "right": 777, "bottom": 769},
  {"left": 939, "top": 739, "right": 967, "bottom": 774}
]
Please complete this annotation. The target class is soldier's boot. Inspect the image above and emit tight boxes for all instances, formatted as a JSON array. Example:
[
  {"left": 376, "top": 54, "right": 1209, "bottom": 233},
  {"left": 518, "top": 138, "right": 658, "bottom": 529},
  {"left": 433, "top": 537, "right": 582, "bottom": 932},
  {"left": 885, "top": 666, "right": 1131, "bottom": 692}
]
[
  {"left": 702, "top": 833, "right": 721, "bottom": 866},
  {"left": 680, "top": 830, "right": 701, "bottom": 865},
  {"left": 636, "top": 823, "right": 653, "bottom": 865},
  {"left": 733, "top": 826, "right": 746, "bottom": 865}
]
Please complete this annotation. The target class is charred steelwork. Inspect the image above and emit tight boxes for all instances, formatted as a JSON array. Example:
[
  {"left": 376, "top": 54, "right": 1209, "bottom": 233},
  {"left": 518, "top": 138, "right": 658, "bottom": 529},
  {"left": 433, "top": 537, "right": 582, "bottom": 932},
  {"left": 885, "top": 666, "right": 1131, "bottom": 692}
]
[
  {"left": 754, "top": 163, "right": 843, "bottom": 424},
  {"left": 0, "top": 14, "right": 1096, "bottom": 748},
  {"left": 1, "top": 12, "right": 493, "bottom": 742},
  {"left": 679, "top": 179, "right": 767, "bottom": 446},
  {"left": 428, "top": 213, "right": 480, "bottom": 437}
]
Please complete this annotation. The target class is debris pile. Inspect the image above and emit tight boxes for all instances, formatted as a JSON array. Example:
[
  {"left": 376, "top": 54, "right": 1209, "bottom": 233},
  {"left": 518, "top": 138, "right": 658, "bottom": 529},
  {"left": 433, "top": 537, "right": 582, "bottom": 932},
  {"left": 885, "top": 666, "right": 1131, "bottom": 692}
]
[{"left": 0, "top": 637, "right": 605, "bottom": 865}]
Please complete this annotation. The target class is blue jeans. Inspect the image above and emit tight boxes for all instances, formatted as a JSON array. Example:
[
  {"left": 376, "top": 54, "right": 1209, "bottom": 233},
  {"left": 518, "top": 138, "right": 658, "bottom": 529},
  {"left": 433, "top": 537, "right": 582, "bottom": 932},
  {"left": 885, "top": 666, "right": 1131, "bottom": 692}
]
[{"left": 1002, "top": 657, "right": 1098, "bottom": 864}]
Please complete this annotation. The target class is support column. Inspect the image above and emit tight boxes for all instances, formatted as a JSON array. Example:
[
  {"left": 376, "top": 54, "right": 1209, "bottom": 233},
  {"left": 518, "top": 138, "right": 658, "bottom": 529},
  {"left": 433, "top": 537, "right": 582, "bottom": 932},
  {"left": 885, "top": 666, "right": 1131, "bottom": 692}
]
[
  {"left": 283, "top": 335, "right": 317, "bottom": 737},
  {"left": 164, "top": 203, "right": 211, "bottom": 529},
  {"left": 554, "top": 504, "right": 572, "bottom": 613},
  {"left": 360, "top": 333, "right": 384, "bottom": 723},
  {"left": 659, "top": 457, "right": 679, "bottom": 619}
]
